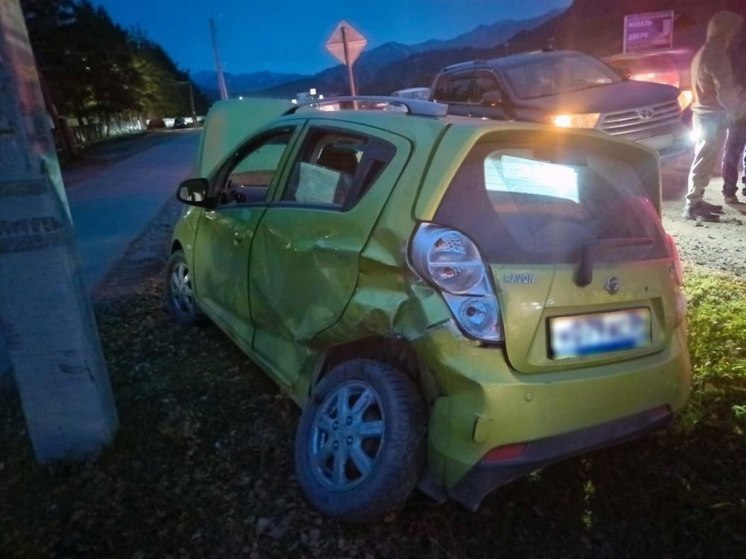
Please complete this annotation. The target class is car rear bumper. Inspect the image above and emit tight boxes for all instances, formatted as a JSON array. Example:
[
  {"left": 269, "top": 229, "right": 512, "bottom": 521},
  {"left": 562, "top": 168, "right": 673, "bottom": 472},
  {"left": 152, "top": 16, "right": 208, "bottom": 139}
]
[
  {"left": 414, "top": 324, "right": 691, "bottom": 509},
  {"left": 446, "top": 404, "right": 671, "bottom": 510}
]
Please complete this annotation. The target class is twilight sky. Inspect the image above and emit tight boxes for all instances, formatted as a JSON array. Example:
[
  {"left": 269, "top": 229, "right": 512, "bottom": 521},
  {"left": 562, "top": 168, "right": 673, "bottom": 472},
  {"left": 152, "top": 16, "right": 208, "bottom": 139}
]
[{"left": 93, "top": 0, "right": 573, "bottom": 76}]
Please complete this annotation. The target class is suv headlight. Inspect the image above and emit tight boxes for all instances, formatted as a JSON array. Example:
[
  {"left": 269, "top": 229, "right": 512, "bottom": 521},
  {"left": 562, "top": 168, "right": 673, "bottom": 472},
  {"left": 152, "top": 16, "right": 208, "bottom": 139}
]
[
  {"left": 550, "top": 113, "right": 600, "bottom": 129},
  {"left": 677, "top": 89, "right": 693, "bottom": 111}
]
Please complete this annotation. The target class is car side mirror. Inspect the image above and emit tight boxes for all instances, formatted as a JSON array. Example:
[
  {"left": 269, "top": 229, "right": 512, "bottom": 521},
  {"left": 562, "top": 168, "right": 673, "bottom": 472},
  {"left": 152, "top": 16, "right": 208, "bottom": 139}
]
[
  {"left": 176, "top": 178, "right": 211, "bottom": 207},
  {"left": 481, "top": 90, "right": 503, "bottom": 107}
]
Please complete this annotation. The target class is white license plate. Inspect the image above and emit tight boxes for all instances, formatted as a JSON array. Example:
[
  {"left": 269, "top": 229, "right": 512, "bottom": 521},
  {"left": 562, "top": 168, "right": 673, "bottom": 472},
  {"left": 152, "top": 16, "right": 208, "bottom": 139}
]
[{"left": 549, "top": 308, "right": 651, "bottom": 359}]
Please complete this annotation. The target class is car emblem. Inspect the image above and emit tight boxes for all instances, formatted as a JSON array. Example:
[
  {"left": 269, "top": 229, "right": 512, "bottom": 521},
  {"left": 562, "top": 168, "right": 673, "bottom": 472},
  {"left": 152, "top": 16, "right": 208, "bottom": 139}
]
[
  {"left": 604, "top": 276, "right": 620, "bottom": 295},
  {"left": 638, "top": 108, "right": 654, "bottom": 119}
]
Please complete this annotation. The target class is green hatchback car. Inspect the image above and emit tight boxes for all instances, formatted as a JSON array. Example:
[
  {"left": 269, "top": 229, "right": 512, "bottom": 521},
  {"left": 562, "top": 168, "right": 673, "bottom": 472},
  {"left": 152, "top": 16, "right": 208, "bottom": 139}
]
[{"left": 167, "top": 96, "right": 691, "bottom": 522}]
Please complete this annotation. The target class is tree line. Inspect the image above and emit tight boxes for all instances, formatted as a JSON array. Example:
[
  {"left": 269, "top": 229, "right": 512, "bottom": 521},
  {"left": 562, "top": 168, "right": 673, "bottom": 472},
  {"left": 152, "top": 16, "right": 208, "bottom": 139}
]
[{"left": 21, "top": 0, "right": 209, "bottom": 129}]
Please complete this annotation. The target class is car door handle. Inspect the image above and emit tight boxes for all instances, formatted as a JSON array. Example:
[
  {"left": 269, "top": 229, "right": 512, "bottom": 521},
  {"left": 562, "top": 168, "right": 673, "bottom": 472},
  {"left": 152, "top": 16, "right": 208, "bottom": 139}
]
[{"left": 233, "top": 232, "right": 242, "bottom": 245}]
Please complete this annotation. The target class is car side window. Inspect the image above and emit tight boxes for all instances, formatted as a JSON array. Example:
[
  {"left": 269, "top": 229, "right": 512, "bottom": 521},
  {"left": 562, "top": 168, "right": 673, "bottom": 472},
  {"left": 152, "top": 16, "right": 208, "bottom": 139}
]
[
  {"left": 433, "top": 71, "right": 474, "bottom": 103},
  {"left": 217, "top": 128, "right": 294, "bottom": 206},
  {"left": 472, "top": 70, "right": 502, "bottom": 103},
  {"left": 281, "top": 128, "right": 395, "bottom": 210}
]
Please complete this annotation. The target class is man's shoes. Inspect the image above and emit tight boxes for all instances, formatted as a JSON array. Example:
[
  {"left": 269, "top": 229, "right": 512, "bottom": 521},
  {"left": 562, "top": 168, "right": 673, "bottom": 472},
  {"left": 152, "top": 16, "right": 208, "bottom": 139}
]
[
  {"left": 724, "top": 193, "right": 740, "bottom": 204},
  {"left": 682, "top": 203, "right": 720, "bottom": 222},
  {"left": 701, "top": 200, "right": 724, "bottom": 213}
]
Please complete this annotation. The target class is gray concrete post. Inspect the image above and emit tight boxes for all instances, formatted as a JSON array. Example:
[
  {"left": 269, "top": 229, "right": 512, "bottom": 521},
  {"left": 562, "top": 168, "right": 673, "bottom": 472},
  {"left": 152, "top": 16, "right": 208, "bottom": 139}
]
[{"left": 0, "top": 0, "right": 118, "bottom": 461}]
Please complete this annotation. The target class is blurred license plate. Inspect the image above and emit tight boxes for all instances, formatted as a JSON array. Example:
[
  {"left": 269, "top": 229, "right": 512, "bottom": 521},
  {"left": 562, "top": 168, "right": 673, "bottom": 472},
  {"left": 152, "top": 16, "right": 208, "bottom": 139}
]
[{"left": 549, "top": 308, "right": 651, "bottom": 359}]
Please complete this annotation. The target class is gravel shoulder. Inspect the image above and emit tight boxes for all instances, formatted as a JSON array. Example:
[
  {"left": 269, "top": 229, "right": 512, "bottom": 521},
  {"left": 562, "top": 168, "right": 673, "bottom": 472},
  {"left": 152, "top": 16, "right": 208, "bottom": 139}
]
[{"left": 661, "top": 160, "right": 746, "bottom": 279}]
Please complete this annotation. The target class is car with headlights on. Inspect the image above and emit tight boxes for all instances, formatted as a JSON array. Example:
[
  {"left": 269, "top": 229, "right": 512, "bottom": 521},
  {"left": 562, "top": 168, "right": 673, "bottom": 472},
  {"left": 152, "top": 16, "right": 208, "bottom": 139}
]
[
  {"left": 167, "top": 95, "right": 691, "bottom": 522},
  {"left": 603, "top": 48, "right": 694, "bottom": 125},
  {"left": 429, "top": 49, "right": 692, "bottom": 159}
]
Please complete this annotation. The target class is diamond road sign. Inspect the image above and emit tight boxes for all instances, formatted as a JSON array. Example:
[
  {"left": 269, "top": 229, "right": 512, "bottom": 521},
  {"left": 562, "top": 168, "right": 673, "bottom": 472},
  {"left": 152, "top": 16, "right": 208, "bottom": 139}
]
[{"left": 325, "top": 20, "right": 367, "bottom": 65}]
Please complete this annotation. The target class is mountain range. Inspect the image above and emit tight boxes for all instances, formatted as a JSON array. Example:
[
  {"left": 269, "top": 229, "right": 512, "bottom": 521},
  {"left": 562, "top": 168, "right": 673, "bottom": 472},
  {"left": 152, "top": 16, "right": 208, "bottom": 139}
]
[
  {"left": 192, "top": 9, "right": 563, "bottom": 99},
  {"left": 193, "top": 0, "right": 746, "bottom": 100}
]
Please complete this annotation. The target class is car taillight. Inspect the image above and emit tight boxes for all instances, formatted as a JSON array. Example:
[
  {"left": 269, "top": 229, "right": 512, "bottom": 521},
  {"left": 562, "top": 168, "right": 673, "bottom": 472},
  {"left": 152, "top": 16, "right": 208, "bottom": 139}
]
[
  {"left": 667, "top": 235, "right": 684, "bottom": 286},
  {"left": 411, "top": 223, "right": 503, "bottom": 342},
  {"left": 482, "top": 443, "right": 527, "bottom": 463},
  {"left": 667, "top": 235, "right": 687, "bottom": 326}
]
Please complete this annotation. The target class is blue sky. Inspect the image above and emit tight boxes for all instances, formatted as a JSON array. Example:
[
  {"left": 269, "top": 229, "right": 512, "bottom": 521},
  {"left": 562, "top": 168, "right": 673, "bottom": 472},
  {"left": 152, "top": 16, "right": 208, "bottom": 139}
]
[{"left": 93, "top": 0, "right": 572, "bottom": 76}]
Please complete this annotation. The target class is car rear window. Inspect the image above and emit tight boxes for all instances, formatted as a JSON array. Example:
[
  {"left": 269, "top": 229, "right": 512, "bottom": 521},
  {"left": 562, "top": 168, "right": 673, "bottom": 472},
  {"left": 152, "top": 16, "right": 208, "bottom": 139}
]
[{"left": 434, "top": 141, "right": 668, "bottom": 265}]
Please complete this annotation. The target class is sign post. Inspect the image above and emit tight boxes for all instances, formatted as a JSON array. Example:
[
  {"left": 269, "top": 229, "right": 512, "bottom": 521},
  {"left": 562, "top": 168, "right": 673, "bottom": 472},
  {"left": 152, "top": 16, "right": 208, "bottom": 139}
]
[{"left": 325, "top": 20, "right": 367, "bottom": 96}]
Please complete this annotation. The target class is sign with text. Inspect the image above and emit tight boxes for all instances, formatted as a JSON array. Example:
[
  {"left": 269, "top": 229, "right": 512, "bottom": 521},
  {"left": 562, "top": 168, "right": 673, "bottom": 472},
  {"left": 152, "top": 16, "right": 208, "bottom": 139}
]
[{"left": 623, "top": 10, "right": 674, "bottom": 53}]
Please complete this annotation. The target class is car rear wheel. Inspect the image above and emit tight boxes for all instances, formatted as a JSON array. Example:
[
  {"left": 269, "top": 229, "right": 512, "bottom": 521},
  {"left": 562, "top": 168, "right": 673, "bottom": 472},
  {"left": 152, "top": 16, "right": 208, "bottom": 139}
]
[
  {"left": 166, "top": 250, "right": 203, "bottom": 325},
  {"left": 295, "top": 358, "right": 427, "bottom": 523}
]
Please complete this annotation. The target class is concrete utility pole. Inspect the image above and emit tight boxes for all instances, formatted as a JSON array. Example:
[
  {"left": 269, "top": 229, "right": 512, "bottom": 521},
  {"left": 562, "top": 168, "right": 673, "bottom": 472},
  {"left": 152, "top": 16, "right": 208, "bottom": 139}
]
[
  {"left": 0, "top": 0, "right": 118, "bottom": 461},
  {"left": 209, "top": 18, "right": 229, "bottom": 100}
]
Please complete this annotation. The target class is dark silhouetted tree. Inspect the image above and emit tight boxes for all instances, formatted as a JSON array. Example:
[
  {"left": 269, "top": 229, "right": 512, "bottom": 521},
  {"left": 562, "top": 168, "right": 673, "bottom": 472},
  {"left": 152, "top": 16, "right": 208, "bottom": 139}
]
[{"left": 22, "top": 0, "right": 208, "bottom": 129}]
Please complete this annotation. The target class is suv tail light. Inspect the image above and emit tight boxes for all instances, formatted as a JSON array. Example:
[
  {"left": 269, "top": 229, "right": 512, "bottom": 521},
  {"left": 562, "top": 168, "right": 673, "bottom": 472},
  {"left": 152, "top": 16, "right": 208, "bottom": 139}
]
[{"left": 411, "top": 223, "right": 503, "bottom": 342}]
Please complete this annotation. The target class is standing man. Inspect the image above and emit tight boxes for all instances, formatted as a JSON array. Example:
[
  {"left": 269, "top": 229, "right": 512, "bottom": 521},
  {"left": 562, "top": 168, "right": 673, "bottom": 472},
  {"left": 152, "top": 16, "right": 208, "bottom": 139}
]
[
  {"left": 721, "top": 30, "right": 746, "bottom": 203},
  {"left": 683, "top": 10, "right": 746, "bottom": 222}
]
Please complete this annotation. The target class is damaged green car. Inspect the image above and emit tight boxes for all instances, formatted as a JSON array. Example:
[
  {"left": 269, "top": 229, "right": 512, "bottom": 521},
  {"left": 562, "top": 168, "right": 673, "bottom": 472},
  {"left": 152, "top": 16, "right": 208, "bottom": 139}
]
[{"left": 167, "top": 96, "right": 691, "bottom": 522}]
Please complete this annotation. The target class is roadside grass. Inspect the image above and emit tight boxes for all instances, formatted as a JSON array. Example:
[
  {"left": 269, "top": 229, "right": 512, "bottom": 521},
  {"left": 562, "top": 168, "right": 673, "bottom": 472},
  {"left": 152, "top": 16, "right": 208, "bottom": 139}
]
[
  {"left": 0, "top": 267, "right": 744, "bottom": 558},
  {"left": 680, "top": 266, "right": 746, "bottom": 435}
]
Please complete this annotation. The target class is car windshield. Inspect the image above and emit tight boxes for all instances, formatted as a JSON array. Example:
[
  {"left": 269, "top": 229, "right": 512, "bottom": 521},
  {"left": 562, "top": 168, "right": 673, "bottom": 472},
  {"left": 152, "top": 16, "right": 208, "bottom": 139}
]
[
  {"left": 501, "top": 53, "right": 622, "bottom": 99},
  {"left": 434, "top": 140, "right": 668, "bottom": 265}
]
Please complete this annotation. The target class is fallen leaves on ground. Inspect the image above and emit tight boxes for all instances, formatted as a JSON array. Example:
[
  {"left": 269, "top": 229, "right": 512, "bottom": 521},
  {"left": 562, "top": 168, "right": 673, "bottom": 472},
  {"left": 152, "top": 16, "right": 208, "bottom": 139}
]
[{"left": 1, "top": 201, "right": 744, "bottom": 558}]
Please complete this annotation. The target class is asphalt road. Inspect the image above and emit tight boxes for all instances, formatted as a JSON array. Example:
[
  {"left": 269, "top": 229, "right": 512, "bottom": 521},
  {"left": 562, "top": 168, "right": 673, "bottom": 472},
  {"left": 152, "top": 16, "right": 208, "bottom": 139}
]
[
  {"left": 63, "top": 129, "right": 201, "bottom": 291},
  {"left": 1, "top": 130, "right": 201, "bottom": 383}
]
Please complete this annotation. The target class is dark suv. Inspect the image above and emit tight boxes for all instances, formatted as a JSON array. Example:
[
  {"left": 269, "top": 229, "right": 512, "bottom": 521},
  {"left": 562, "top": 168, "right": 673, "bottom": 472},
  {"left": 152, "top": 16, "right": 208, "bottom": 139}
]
[{"left": 430, "top": 49, "right": 691, "bottom": 159}]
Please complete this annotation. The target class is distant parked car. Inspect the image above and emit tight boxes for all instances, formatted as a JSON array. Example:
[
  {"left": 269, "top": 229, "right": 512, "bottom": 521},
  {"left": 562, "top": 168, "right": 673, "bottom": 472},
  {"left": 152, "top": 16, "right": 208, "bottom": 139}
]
[
  {"left": 172, "top": 117, "right": 188, "bottom": 129},
  {"left": 147, "top": 117, "right": 166, "bottom": 130},
  {"left": 430, "top": 49, "right": 692, "bottom": 159},
  {"left": 167, "top": 95, "right": 691, "bottom": 522}
]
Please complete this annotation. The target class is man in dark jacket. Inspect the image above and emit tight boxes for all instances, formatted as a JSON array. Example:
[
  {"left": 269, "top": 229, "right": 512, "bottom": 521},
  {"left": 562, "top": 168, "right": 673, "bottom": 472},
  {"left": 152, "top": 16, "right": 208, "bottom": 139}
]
[
  {"left": 721, "top": 31, "right": 746, "bottom": 203},
  {"left": 683, "top": 10, "right": 746, "bottom": 221}
]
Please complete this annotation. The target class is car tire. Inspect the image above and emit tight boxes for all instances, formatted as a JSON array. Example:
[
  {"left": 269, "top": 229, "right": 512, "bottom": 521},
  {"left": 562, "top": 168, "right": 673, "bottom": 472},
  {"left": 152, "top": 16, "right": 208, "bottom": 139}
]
[
  {"left": 166, "top": 250, "right": 204, "bottom": 326},
  {"left": 295, "top": 358, "right": 427, "bottom": 523}
]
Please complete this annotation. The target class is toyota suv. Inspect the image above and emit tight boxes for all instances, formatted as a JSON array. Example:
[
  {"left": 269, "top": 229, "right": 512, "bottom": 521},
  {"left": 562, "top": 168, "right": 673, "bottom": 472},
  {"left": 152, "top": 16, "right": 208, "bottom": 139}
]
[
  {"left": 167, "top": 96, "right": 691, "bottom": 523},
  {"left": 429, "top": 49, "right": 692, "bottom": 159}
]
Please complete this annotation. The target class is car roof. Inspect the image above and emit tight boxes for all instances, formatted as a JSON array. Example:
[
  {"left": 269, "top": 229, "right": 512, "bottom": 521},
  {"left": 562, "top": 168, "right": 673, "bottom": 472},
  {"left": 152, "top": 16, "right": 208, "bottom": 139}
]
[
  {"left": 440, "top": 49, "right": 590, "bottom": 73},
  {"left": 198, "top": 95, "right": 642, "bottom": 178}
]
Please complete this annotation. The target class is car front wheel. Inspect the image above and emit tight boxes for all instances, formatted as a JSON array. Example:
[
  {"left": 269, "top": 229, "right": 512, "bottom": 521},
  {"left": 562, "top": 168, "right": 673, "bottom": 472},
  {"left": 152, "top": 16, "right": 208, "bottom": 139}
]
[
  {"left": 295, "top": 358, "right": 427, "bottom": 523},
  {"left": 166, "top": 250, "right": 203, "bottom": 325}
]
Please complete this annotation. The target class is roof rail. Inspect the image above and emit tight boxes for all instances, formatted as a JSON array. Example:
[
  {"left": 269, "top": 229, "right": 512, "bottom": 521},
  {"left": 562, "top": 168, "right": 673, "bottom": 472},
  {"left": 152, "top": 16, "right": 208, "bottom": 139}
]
[
  {"left": 442, "top": 59, "right": 485, "bottom": 72},
  {"left": 285, "top": 96, "right": 448, "bottom": 118}
]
